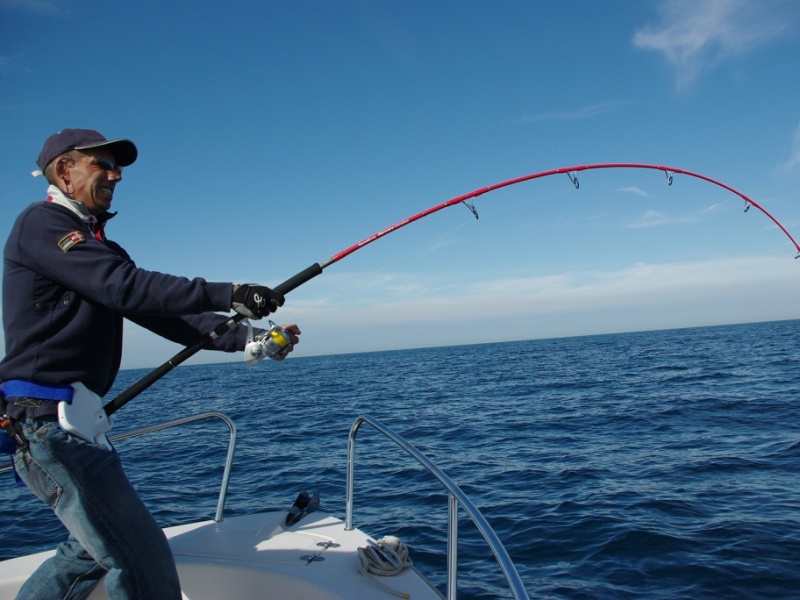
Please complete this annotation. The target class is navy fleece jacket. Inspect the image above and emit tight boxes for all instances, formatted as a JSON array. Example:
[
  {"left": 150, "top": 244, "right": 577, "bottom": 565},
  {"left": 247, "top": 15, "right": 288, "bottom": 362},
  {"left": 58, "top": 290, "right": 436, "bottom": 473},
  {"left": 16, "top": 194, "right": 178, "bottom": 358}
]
[{"left": 0, "top": 200, "right": 250, "bottom": 396}]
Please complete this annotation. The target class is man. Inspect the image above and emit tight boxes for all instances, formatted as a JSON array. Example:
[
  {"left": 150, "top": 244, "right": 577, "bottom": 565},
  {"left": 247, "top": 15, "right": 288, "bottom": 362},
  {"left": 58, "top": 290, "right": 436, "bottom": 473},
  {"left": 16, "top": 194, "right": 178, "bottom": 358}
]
[{"left": 0, "top": 129, "right": 301, "bottom": 599}]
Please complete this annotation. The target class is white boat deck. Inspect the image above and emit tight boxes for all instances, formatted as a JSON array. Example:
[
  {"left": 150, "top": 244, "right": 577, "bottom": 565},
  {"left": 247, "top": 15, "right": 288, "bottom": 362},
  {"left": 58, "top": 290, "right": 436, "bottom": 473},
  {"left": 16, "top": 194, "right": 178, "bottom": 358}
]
[
  {"left": 0, "top": 510, "right": 444, "bottom": 599},
  {"left": 1, "top": 414, "right": 530, "bottom": 599}
]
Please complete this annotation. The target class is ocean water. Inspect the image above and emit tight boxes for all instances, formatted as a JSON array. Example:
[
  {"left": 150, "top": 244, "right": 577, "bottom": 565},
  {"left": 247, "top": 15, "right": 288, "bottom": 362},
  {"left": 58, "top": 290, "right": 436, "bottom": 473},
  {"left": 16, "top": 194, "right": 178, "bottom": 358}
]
[{"left": 2, "top": 319, "right": 799, "bottom": 599}]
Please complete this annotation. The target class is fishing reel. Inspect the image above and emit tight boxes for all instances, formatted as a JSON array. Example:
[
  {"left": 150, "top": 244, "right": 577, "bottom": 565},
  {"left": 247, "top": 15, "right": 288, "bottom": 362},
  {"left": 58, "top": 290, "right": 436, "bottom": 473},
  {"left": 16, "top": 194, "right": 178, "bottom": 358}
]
[{"left": 243, "top": 320, "right": 293, "bottom": 365}]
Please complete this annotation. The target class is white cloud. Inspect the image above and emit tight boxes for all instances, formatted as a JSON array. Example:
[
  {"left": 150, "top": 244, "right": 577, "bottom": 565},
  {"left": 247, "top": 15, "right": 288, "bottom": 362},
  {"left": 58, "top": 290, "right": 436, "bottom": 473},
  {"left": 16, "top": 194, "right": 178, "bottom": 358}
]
[
  {"left": 627, "top": 208, "right": 707, "bottom": 229},
  {"left": 517, "top": 101, "right": 629, "bottom": 124},
  {"left": 633, "top": 0, "right": 797, "bottom": 89},
  {"left": 626, "top": 198, "right": 732, "bottom": 228},
  {"left": 775, "top": 123, "right": 800, "bottom": 174},
  {"left": 0, "top": 52, "right": 30, "bottom": 75},
  {"left": 263, "top": 255, "right": 800, "bottom": 357},
  {"left": 0, "top": 0, "right": 67, "bottom": 16},
  {"left": 618, "top": 185, "right": 653, "bottom": 198},
  {"left": 23, "top": 255, "right": 791, "bottom": 369}
]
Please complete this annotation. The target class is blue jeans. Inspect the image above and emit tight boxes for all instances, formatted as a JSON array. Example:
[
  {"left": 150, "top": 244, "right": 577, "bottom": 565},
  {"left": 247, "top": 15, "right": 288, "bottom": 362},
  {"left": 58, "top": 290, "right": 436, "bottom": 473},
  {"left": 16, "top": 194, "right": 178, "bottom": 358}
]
[{"left": 12, "top": 418, "right": 181, "bottom": 599}]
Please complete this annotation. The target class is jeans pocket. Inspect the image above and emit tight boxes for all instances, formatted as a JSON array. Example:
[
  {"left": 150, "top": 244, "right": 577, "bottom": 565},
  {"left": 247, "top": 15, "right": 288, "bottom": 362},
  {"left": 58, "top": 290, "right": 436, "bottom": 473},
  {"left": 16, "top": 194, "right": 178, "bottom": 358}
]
[{"left": 14, "top": 451, "right": 62, "bottom": 508}]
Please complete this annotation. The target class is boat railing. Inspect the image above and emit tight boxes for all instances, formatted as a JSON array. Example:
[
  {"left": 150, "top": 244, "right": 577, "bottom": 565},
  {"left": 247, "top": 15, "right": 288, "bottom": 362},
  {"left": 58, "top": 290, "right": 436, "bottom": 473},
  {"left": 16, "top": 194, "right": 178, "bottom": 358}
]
[
  {"left": 0, "top": 411, "right": 237, "bottom": 523},
  {"left": 4, "top": 412, "right": 529, "bottom": 598},
  {"left": 109, "top": 411, "right": 238, "bottom": 523},
  {"left": 346, "top": 415, "right": 531, "bottom": 600}
]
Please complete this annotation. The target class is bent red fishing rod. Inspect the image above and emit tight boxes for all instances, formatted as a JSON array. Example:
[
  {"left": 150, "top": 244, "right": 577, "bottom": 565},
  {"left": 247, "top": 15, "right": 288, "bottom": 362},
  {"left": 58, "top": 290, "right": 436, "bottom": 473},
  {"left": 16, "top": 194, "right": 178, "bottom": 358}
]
[{"left": 104, "top": 163, "right": 800, "bottom": 416}]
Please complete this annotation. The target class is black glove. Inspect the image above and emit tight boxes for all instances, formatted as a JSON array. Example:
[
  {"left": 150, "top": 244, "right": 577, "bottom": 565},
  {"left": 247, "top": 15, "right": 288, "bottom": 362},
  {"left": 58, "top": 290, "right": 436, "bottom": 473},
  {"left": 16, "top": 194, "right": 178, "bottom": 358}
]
[{"left": 232, "top": 284, "right": 285, "bottom": 319}]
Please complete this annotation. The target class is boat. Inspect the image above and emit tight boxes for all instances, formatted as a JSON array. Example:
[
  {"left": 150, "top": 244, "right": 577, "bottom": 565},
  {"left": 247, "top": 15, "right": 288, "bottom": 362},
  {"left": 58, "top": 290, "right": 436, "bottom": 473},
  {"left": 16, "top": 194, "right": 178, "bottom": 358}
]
[{"left": 0, "top": 412, "right": 530, "bottom": 599}]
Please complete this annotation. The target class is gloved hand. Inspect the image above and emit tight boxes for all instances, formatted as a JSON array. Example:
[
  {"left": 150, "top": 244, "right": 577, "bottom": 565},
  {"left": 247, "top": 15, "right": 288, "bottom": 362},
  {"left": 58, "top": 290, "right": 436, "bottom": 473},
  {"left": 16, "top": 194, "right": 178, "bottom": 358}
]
[{"left": 232, "top": 284, "right": 285, "bottom": 319}]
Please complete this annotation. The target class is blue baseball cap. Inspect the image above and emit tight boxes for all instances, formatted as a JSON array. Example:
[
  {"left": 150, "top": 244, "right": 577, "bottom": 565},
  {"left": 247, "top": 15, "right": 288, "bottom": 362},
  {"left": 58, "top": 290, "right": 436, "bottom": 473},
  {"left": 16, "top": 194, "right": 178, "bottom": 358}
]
[{"left": 36, "top": 128, "right": 138, "bottom": 171}]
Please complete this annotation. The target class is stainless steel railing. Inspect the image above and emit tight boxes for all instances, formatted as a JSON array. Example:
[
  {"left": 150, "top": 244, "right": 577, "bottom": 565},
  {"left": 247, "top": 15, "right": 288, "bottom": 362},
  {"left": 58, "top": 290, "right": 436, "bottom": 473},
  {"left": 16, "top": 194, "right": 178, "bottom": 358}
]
[
  {"left": 109, "top": 411, "right": 237, "bottom": 522},
  {"left": 5, "top": 412, "right": 530, "bottom": 598},
  {"left": 345, "top": 415, "right": 531, "bottom": 600},
  {"left": 1, "top": 412, "right": 237, "bottom": 523}
]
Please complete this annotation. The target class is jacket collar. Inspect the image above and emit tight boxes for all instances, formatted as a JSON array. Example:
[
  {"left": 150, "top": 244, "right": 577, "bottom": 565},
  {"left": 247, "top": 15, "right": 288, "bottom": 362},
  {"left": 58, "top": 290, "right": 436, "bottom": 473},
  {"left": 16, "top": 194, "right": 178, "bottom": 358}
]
[{"left": 45, "top": 184, "right": 117, "bottom": 227}]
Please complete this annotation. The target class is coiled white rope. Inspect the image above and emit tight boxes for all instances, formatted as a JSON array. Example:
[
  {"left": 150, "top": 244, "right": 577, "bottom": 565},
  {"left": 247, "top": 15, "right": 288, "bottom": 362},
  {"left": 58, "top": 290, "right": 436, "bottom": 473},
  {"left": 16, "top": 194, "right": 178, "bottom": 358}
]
[{"left": 357, "top": 535, "right": 413, "bottom": 599}]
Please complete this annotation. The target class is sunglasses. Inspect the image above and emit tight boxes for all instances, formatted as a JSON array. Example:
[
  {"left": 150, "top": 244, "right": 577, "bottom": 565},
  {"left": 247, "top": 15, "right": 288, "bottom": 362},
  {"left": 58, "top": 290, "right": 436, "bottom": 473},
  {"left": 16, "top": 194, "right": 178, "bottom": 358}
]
[{"left": 82, "top": 156, "right": 123, "bottom": 174}]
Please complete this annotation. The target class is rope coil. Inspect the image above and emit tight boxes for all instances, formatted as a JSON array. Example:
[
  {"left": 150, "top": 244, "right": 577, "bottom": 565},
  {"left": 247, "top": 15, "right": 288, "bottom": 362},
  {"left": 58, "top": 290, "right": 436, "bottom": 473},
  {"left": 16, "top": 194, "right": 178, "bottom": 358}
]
[{"left": 357, "top": 535, "right": 413, "bottom": 598}]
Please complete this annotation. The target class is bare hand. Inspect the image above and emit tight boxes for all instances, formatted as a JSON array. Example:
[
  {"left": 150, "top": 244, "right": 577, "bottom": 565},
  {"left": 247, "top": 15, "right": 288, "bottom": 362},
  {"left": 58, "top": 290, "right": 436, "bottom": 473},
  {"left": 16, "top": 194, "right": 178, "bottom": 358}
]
[{"left": 274, "top": 324, "right": 301, "bottom": 361}]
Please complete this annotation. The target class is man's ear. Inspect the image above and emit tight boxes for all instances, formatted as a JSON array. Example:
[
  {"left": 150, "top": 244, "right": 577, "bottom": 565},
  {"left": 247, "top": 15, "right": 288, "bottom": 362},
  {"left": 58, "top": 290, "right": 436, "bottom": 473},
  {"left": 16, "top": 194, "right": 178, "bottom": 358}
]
[
  {"left": 53, "top": 154, "right": 75, "bottom": 194},
  {"left": 55, "top": 156, "right": 69, "bottom": 179}
]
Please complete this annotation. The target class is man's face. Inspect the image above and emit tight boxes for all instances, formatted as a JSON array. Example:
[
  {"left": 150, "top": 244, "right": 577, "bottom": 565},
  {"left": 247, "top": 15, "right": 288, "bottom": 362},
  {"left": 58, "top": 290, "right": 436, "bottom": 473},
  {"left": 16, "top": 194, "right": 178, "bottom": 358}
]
[{"left": 62, "top": 149, "right": 123, "bottom": 215}]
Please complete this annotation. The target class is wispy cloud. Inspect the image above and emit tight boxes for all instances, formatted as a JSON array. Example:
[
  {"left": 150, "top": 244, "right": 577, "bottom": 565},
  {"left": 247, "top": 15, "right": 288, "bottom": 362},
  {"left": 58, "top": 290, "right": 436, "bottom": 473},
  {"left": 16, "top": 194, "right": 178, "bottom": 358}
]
[
  {"left": 618, "top": 186, "right": 653, "bottom": 198},
  {"left": 0, "top": 52, "right": 30, "bottom": 75},
  {"left": 0, "top": 0, "right": 68, "bottom": 16},
  {"left": 280, "top": 256, "right": 800, "bottom": 353},
  {"left": 517, "top": 101, "right": 629, "bottom": 124},
  {"left": 627, "top": 209, "right": 696, "bottom": 228},
  {"left": 774, "top": 122, "right": 800, "bottom": 174},
  {"left": 632, "top": 0, "right": 797, "bottom": 89},
  {"left": 110, "top": 255, "right": 800, "bottom": 366},
  {"left": 626, "top": 199, "right": 729, "bottom": 228}
]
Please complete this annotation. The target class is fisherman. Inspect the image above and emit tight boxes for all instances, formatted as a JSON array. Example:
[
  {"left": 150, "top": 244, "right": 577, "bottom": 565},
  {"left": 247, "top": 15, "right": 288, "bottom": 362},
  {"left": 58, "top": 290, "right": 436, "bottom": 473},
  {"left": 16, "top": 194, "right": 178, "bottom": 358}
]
[{"left": 0, "top": 128, "right": 301, "bottom": 599}]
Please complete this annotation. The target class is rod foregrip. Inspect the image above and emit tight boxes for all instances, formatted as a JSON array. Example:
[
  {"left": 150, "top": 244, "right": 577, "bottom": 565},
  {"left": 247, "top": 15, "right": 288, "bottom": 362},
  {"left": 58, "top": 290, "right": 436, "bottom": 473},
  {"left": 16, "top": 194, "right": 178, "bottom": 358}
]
[{"left": 275, "top": 263, "right": 323, "bottom": 295}]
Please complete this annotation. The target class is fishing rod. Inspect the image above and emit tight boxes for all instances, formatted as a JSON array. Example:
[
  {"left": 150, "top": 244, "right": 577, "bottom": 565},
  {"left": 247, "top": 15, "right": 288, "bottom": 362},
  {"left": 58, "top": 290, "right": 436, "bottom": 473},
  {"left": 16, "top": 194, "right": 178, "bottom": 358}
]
[{"left": 104, "top": 162, "right": 800, "bottom": 417}]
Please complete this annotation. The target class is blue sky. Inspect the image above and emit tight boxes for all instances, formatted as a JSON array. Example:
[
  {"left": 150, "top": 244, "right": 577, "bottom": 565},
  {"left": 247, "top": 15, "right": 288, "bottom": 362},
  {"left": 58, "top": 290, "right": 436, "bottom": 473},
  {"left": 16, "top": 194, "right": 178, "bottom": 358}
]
[{"left": 2, "top": 0, "right": 800, "bottom": 369}]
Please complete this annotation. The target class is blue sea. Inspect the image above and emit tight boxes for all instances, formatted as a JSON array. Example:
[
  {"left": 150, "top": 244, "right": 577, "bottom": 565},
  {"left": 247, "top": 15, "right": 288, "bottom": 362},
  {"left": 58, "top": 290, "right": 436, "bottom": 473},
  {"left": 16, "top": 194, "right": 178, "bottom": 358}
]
[{"left": 2, "top": 320, "right": 799, "bottom": 599}]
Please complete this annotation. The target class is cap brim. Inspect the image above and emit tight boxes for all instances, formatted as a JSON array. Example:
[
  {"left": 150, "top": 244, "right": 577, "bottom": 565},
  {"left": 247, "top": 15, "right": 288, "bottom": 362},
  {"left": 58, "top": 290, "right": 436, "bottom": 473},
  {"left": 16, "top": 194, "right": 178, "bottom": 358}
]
[{"left": 74, "top": 138, "right": 138, "bottom": 167}]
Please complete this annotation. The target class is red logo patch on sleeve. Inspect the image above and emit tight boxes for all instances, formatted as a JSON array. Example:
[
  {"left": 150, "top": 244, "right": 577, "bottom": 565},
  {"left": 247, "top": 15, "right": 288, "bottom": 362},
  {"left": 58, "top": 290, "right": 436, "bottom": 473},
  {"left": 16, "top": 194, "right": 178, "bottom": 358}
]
[{"left": 57, "top": 231, "right": 87, "bottom": 252}]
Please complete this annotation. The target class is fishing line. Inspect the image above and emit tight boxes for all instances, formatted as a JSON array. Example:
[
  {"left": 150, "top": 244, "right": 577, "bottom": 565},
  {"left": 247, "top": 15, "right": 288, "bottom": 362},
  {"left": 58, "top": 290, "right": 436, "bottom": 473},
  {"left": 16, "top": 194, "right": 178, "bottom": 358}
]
[
  {"left": 673, "top": 189, "right": 796, "bottom": 258},
  {"left": 360, "top": 221, "right": 474, "bottom": 277},
  {"left": 105, "top": 163, "right": 800, "bottom": 416},
  {"left": 304, "top": 189, "right": 575, "bottom": 298}
]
